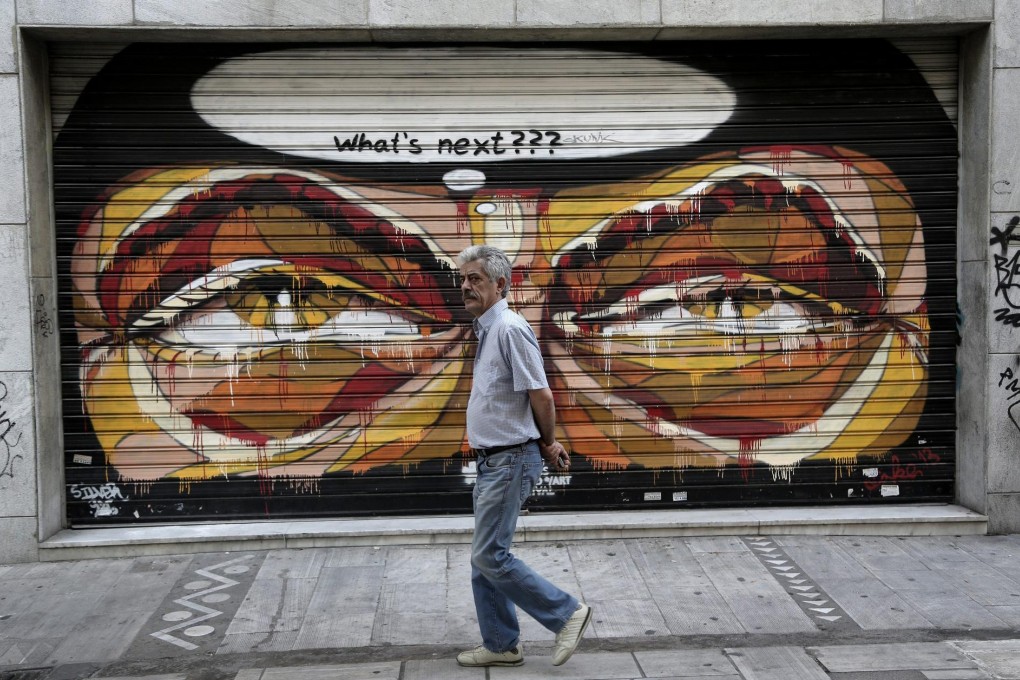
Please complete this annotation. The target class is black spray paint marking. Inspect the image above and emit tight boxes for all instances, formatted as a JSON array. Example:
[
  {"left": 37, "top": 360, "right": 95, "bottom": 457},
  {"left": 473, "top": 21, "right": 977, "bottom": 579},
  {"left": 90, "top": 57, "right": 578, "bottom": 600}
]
[
  {"left": 34, "top": 294, "right": 53, "bottom": 338},
  {"left": 992, "top": 218, "right": 1020, "bottom": 328},
  {"left": 991, "top": 216, "right": 1020, "bottom": 254},
  {"left": 998, "top": 366, "right": 1020, "bottom": 435},
  {"left": 334, "top": 131, "right": 423, "bottom": 154},
  {"left": 0, "top": 380, "right": 23, "bottom": 482},
  {"left": 333, "top": 130, "right": 564, "bottom": 156}
]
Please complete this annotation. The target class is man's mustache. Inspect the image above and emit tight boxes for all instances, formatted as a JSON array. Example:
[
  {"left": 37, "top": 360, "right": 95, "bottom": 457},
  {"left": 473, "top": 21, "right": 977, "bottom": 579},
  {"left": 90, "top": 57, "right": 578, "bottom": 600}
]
[{"left": 463, "top": 292, "right": 479, "bottom": 300}]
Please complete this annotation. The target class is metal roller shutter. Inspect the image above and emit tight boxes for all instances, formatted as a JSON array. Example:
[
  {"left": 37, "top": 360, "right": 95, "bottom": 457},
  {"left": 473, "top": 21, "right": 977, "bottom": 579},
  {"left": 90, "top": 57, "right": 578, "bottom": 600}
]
[{"left": 51, "top": 40, "right": 958, "bottom": 525}]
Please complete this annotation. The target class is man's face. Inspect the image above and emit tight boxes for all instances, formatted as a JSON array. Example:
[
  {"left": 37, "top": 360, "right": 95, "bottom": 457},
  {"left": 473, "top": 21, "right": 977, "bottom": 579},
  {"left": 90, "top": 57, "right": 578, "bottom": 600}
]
[{"left": 460, "top": 260, "right": 505, "bottom": 318}]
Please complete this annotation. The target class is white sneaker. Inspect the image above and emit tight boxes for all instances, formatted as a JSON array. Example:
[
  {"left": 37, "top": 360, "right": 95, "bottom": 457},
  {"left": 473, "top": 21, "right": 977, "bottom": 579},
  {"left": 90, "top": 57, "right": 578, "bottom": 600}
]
[
  {"left": 456, "top": 643, "right": 524, "bottom": 667},
  {"left": 552, "top": 603, "right": 592, "bottom": 666}
]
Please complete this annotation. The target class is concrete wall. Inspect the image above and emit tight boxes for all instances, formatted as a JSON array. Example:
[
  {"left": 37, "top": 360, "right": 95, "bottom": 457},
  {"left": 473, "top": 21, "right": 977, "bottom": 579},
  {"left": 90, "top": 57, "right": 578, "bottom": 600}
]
[
  {"left": 0, "top": 0, "right": 1009, "bottom": 561},
  {"left": 986, "top": 0, "right": 1020, "bottom": 533}
]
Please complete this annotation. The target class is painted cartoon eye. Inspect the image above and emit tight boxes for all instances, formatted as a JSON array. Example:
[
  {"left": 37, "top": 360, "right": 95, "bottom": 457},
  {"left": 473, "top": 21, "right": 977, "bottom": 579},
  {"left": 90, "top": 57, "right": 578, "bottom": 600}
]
[
  {"left": 567, "top": 275, "right": 865, "bottom": 337},
  {"left": 94, "top": 169, "right": 459, "bottom": 339},
  {"left": 132, "top": 260, "right": 432, "bottom": 351},
  {"left": 541, "top": 152, "right": 933, "bottom": 472},
  {"left": 550, "top": 166, "right": 886, "bottom": 342}
]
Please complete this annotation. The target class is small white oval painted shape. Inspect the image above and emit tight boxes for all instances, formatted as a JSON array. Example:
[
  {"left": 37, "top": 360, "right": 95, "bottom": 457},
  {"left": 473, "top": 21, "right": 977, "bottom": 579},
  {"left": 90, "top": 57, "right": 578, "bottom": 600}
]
[
  {"left": 202, "top": 593, "right": 231, "bottom": 603},
  {"left": 191, "top": 48, "right": 737, "bottom": 164},
  {"left": 162, "top": 611, "right": 193, "bottom": 622},
  {"left": 443, "top": 169, "right": 486, "bottom": 191},
  {"left": 183, "top": 580, "right": 213, "bottom": 590},
  {"left": 183, "top": 625, "right": 216, "bottom": 637},
  {"left": 476, "top": 202, "right": 498, "bottom": 215}
]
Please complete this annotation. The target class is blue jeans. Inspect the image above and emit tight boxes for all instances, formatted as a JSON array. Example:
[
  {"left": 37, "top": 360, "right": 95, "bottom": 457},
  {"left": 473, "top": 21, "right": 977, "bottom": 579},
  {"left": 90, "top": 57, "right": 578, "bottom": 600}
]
[{"left": 471, "top": 440, "right": 578, "bottom": 652}]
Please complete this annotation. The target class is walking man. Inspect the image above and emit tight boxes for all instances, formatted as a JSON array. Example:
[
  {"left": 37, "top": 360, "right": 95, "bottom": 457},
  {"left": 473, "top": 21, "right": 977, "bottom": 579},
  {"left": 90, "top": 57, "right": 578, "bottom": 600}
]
[{"left": 456, "top": 244, "right": 592, "bottom": 668}]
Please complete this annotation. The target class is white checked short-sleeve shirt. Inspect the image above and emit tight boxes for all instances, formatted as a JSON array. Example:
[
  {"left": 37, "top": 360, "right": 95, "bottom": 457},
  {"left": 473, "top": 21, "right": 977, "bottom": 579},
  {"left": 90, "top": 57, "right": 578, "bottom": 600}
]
[{"left": 466, "top": 298, "right": 548, "bottom": 449}]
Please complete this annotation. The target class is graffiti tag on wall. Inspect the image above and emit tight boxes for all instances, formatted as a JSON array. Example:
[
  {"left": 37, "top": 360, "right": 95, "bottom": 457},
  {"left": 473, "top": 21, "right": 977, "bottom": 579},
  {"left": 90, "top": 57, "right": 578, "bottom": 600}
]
[
  {"left": 993, "top": 216, "right": 1020, "bottom": 327},
  {"left": 34, "top": 294, "right": 54, "bottom": 338},
  {"left": 0, "top": 380, "right": 23, "bottom": 484},
  {"left": 999, "top": 365, "right": 1020, "bottom": 434},
  {"left": 69, "top": 483, "right": 127, "bottom": 517}
]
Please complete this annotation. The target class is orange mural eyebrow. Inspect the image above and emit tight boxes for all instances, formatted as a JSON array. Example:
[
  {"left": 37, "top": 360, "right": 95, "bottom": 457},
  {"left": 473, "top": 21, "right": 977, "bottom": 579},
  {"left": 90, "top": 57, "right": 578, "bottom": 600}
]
[
  {"left": 552, "top": 172, "right": 886, "bottom": 320},
  {"left": 92, "top": 173, "right": 458, "bottom": 331}
]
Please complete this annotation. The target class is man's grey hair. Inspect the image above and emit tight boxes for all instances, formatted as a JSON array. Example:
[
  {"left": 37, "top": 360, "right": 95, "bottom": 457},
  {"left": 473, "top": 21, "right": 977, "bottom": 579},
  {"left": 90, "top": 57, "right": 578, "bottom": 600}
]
[{"left": 457, "top": 245, "right": 512, "bottom": 298}]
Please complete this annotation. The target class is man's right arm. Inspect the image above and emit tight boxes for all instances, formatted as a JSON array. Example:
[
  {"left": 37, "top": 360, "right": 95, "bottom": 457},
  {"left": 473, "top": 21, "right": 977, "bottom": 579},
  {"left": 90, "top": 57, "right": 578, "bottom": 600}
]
[{"left": 529, "top": 387, "right": 568, "bottom": 471}]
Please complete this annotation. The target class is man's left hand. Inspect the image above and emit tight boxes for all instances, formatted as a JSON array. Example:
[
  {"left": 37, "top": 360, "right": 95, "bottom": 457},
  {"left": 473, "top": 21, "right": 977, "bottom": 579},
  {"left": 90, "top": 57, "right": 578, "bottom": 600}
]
[{"left": 540, "top": 440, "right": 569, "bottom": 472}]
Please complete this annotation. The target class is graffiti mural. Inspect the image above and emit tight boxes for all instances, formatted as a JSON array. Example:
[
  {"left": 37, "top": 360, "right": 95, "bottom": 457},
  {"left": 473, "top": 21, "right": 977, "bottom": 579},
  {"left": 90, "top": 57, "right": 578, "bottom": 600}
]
[{"left": 55, "top": 41, "right": 957, "bottom": 523}]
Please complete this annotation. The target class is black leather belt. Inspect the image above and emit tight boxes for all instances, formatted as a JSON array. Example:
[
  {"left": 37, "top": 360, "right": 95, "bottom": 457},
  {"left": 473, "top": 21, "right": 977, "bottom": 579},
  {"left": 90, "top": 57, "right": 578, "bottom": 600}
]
[{"left": 471, "top": 439, "right": 535, "bottom": 458}]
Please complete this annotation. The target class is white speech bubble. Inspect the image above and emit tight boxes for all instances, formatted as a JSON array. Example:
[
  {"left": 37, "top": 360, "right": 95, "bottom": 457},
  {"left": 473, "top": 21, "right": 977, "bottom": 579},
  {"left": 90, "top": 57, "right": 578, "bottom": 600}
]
[{"left": 191, "top": 47, "right": 736, "bottom": 164}]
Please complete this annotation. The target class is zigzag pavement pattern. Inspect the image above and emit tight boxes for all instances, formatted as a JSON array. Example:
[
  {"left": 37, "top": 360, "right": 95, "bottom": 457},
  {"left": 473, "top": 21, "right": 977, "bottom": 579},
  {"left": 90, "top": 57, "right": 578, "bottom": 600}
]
[{"left": 740, "top": 536, "right": 859, "bottom": 631}]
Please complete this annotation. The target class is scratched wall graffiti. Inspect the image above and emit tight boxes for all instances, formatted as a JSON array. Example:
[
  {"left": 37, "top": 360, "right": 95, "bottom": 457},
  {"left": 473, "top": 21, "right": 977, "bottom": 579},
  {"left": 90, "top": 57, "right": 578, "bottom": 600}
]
[
  {"left": 54, "top": 41, "right": 958, "bottom": 523},
  {"left": 998, "top": 363, "right": 1020, "bottom": 434},
  {"left": 0, "top": 380, "right": 23, "bottom": 486},
  {"left": 34, "top": 294, "right": 54, "bottom": 339}
]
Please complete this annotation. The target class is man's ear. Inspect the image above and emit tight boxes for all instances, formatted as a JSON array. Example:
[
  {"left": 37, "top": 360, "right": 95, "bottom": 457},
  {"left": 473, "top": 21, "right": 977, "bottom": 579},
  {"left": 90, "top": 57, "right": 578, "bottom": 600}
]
[{"left": 497, "top": 276, "right": 508, "bottom": 295}]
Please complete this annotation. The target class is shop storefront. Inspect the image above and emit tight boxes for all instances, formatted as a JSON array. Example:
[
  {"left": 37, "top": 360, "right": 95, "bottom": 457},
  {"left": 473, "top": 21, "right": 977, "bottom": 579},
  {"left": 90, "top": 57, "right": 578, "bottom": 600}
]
[{"left": 51, "top": 40, "right": 959, "bottom": 525}]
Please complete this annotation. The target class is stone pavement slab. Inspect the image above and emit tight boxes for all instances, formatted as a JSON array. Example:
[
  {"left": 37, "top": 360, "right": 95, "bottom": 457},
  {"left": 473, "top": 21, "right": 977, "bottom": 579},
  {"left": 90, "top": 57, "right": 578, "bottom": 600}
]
[
  {"left": 634, "top": 649, "right": 739, "bottom": 677},
  {"left": 488, "top": 651, "right": 640, "bottom": 678},
  {"left": 952, "top": 639, "right": 1020, "bottom": 679},
  {"left": 868, "top": 572, "right": 1012, "bottom": 631},
  {"left": 922, "top": 671, "right": 993, "bottom": 680},
  {"left": 828, "top": 673, "right": 928, "bottom": 680},
  {"left": 628, "top": 540, "right": 745, "bottom": 636},
  {"left": 252, "top": 661, "right": 401, "bottom": 679},
  {"left": 695, "top": 551, "right": 815, "bottom": 634},
  {"left": 725, "top": 646, "right": 828, "bottom": 680},
  {"left": 404, "top": 658, "right": 482, "bottom": 679},
  {"left": 291, "top": 563, "right": 381, "bottom": 650},
  {"left": 831, "top": 537, "right": 928, "bottom": 572},
  {"left": 812, "top": 642, "right": 977, "bottom": 672}
]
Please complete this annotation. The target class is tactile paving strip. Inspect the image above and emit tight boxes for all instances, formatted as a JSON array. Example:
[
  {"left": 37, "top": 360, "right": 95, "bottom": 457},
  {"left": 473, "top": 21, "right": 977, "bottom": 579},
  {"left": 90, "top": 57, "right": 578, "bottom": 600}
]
[
  {"left": 127, "top": 552, "right": 266, "bottom": 657},
  {"left": 741, "top": 537, "right": 859, "bottom": 631}
]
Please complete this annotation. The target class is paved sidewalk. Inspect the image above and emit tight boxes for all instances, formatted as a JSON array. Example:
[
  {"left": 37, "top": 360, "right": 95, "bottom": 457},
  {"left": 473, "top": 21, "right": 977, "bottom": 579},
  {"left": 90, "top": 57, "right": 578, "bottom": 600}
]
[{"left": 4, "top": 534, "right": 1020, "bottom": 679}]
